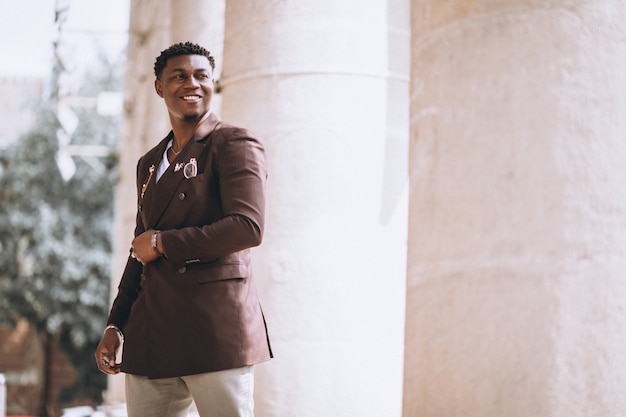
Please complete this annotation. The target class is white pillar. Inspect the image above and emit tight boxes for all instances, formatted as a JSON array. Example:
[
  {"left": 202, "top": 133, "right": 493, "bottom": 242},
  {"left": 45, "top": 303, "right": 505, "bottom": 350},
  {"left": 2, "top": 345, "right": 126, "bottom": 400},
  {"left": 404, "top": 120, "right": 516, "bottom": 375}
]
[
  {"left": 109, "top": 0, "right": 227, "bottom": 408},
  {"left": 404, "top": 1, "right": 626, "bottom": 416},
  {"left": 170, "top": 0, "right": 225, "bottom": 113},
  {"left": 107, "top": 0, "right": 171, "bottom": 407},
  {"left": 221, "top": 0, "right": 409, "bottom": 415},
  {"left": 170, "top": 0, "right": 223, "bottom": 50},
  {"left": 0, "top": 373, "right": 5, "bottom": 417}
]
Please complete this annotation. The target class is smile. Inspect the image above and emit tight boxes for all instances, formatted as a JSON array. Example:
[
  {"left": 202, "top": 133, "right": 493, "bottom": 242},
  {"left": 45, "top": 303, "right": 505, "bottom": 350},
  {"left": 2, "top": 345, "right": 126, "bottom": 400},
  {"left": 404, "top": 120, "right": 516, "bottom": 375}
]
[{"left": 182, "top": 95, "right": 201, "bottom": 101}]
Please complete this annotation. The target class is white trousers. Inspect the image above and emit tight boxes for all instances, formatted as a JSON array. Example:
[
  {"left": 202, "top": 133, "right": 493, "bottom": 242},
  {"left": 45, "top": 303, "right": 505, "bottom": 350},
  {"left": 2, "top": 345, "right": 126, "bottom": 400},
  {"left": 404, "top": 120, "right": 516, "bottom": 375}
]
[{"left": 125, "top": 366, "right": 255, "bottom": 417}]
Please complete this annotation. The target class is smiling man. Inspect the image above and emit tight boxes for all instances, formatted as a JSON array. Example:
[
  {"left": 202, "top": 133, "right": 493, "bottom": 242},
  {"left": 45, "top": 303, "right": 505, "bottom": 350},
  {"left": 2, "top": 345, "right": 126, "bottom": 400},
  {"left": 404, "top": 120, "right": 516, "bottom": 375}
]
[{"left": 94, "top": 42, "right": 272, "bottom": 417}]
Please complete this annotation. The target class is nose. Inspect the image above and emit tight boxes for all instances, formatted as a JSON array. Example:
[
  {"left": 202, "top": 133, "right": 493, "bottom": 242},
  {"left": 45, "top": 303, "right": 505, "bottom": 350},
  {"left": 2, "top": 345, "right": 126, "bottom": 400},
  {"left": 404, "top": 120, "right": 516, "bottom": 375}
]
[{"left": 184, "top": 75, "right": 200, "bottom": 88}]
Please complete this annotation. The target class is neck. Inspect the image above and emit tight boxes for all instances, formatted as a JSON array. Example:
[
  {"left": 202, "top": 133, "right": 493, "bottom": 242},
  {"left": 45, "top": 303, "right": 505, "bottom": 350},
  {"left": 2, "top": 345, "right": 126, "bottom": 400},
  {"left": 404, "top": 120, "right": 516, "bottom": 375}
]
[{"left": 170, "top": 111, "right": 211, "bottom": 151}]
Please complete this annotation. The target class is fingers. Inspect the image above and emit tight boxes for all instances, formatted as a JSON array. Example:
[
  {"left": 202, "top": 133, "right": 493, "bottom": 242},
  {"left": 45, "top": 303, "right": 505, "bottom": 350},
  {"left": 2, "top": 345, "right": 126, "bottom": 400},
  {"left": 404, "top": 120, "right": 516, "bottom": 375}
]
[
  {"left": 130, "top": 249, "right": 143, "bottom": 265},
  {"left": 95, "top": 334, "right": 122, "bottom": 375},
  {"left": 131, "top": 230, "right": 157, "bottom": 265},
  {"left": 103, "top": 357, "right": 122, "bottom": 374},
  {"left": 96, "top": 351, "right": 121, "bottom": 375}
]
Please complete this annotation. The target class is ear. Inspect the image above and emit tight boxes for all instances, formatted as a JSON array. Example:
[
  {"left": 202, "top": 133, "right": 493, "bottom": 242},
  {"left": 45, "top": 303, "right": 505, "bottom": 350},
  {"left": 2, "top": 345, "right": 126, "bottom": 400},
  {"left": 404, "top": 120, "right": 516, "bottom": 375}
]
[{"left": 155, "top": 78, "right": 164, "bottom": 98}]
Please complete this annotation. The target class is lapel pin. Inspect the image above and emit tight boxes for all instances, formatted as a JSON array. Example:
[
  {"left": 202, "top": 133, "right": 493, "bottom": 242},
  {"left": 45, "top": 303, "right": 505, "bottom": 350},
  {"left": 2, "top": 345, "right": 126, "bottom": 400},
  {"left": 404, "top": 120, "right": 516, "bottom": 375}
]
[
  {"left": 184, "top": 158, "right": 197, "bottom": 179},
  {"left": 141, "top": 165, "right": 155, "bottom": 199}
]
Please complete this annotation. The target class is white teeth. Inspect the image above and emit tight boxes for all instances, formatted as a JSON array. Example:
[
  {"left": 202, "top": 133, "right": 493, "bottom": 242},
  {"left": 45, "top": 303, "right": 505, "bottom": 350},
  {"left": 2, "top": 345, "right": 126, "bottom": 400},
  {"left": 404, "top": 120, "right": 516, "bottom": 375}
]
[{"left": 183, "top": 95, "right": 200, "bottom": 100}]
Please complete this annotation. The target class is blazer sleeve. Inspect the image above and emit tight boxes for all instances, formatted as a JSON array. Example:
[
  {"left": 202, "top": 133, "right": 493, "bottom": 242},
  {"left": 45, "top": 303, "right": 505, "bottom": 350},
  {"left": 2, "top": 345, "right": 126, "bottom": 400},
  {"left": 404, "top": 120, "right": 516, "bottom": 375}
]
[
  {"left": 160, "top": 128, "right": 267, "bottom": 264},
  {"left": 105, "top": 158, "right": 148, "bottom": 330},
  {"left": 106, "top": 255, "right": 142, "bottom": 330}
]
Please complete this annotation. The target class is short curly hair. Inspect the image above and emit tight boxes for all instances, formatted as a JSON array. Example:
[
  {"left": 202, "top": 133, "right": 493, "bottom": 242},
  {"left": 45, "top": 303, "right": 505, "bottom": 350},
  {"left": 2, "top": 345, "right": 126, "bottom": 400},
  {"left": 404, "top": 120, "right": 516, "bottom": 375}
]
[{"left": 154, "top": 42, "right": 216, "bottom": 78}]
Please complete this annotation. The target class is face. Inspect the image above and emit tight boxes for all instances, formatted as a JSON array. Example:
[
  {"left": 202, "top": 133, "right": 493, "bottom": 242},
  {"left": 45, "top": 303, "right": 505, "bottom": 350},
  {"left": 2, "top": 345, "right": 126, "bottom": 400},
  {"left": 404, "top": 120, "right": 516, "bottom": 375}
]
[{"left": 155, "top": 54, "right": 214, "bottom": 122}]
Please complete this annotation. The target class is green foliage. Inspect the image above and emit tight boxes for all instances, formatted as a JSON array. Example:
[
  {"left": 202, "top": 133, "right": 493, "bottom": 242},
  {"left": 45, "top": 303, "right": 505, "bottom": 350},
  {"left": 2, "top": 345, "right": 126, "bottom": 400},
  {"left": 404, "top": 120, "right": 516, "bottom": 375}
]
[{"left": 0, "top": 52, "right": 122, "bottom": 405}]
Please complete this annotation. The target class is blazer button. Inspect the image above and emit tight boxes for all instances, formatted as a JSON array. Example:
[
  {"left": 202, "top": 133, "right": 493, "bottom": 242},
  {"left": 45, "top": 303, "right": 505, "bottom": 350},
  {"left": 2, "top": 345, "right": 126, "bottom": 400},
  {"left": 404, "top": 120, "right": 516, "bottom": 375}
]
[
  {"left": 178, "top": 266, "right": 187, "bottom": 274},
  {"left": 178, "top": 192, "right": 186, "bottom": 200},
  {"left": 138, "top": 204, "right": 143, "bottom": 212}
]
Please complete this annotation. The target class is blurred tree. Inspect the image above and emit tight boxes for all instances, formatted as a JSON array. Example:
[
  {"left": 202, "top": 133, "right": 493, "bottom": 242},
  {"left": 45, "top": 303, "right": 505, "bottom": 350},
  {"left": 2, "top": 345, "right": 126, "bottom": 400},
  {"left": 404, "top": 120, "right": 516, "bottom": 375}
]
[{"left": 0, "top": 50, "right": 121, "bottom": 416}]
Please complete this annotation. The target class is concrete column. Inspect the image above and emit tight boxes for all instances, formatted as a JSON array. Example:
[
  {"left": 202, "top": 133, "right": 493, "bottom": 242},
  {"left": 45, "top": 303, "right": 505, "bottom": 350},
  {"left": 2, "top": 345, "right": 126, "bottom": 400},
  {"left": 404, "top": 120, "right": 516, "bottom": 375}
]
[
  {"left": 221, "top": 0, "right": 409, "bottom": 416},
  {"left": 404, "top": 1, "right": 626, "bottom": 416},
  {"left": 170, "top": 0, "right": 225, "bottom": 113},
  {"left": 0, "top": 373, "right": 5, "bottom": 417},
  {"left": 109, "top": 0, "right": 227, "bottom": 408},
  {"left": 107, "top": 0, "right": 171, "bottom": 407}
]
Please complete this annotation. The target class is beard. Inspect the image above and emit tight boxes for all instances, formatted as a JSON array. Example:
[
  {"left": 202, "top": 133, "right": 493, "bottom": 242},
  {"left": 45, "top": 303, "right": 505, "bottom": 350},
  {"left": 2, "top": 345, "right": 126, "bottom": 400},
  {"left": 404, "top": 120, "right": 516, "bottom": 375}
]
[{"left": 183, "top": 113, "right": 201, "bottom": 122}]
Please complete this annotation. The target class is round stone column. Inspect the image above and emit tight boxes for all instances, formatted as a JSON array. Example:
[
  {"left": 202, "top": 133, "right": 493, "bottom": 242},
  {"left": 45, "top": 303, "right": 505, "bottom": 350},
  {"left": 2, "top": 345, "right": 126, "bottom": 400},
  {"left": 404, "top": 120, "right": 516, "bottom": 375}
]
[
  {"left": 109, "top": 0, "right": 226, "bottom": 409},
  {"left": 107, "top": 0, "right": 170, "bottom": 407},
  {"left": 170, "top": 0, "right": 224, "bottom": 113},
  {"left": 404, "top": 1, "right": 626, "bottom": 416},
  {"left": 221, "top": 0, "right": 409, "bottom": 415}
]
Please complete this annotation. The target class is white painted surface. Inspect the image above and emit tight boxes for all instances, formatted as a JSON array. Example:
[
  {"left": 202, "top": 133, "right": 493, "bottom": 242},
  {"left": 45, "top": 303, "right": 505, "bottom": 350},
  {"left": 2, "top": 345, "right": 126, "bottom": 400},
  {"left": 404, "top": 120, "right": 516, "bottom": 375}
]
[
  {"left": 221, "top": 0, "right": 409, "bottom": 415},
  {"left": 405, "top": 1, "right": 626, "bottom": 416}
]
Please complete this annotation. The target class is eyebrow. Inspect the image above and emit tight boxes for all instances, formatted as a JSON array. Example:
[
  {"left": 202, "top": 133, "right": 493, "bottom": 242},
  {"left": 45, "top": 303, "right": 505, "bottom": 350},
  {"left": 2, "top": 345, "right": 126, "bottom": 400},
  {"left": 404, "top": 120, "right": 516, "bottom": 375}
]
[{"left": 169, "top": 67, "right": 210, "bottom": 73}]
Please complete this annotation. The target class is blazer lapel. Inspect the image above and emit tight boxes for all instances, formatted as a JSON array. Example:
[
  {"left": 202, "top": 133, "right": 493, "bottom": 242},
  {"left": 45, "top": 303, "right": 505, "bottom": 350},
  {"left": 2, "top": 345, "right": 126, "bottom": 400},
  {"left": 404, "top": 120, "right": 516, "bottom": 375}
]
[{"left": 142, "top": 112, "right": 222, "bottom": 230}]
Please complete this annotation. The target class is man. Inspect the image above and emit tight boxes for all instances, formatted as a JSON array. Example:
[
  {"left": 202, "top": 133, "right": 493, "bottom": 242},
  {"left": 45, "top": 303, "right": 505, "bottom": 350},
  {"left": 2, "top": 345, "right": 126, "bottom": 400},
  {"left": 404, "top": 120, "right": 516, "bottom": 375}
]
[{"left": 94, "top": 42, "right": 272, "bottom": 417}]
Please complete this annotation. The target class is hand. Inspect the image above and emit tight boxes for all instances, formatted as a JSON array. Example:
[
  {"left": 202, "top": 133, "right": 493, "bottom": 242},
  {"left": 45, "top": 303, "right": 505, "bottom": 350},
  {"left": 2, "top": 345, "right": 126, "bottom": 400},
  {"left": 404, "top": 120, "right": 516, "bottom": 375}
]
[
  {"left": 95, "top": 328, "right": 123, "bottom": 374},
  {"left": 131, "top": 229, "right": 160, "bottom": 265}
]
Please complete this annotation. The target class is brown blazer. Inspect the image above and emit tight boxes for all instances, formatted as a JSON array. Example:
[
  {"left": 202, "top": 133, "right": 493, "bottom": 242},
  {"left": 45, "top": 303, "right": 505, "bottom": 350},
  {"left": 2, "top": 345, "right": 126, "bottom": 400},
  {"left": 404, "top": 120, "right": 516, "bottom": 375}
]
[{"left": 107, "top": 112, "right": 272, "bottom": 379}]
